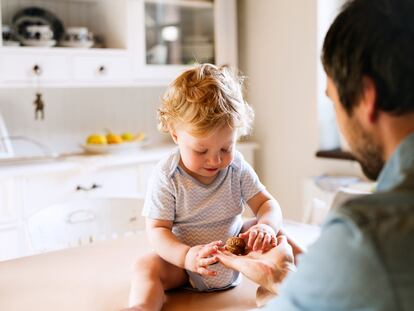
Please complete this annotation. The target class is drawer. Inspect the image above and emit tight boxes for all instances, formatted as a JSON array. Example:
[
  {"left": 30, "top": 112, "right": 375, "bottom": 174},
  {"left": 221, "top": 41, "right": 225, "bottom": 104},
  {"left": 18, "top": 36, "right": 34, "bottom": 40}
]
[
  {"left": 0, "top": 54, "right": 70, "bottom": 82},
  {"left": 0, "top": 179, "right": 23, "bottom": 223},
  {"left": 73, "top": 55, "right": 132, "bottom": 82},
  {"left": 23, "top": 171, "right": 78, "bottom": 217},
  {"left": 72, "top": 166, "right": 140, "bottom": 197},
  {"left": 0, "top": 224, "right": 24, "bottom": 261}
]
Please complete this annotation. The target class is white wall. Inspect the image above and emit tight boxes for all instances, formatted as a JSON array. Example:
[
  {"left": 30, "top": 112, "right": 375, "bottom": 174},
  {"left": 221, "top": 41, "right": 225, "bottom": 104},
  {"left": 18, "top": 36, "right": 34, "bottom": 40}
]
[
  {"left": 0, "top": 87, "right": 168, "bottom": 156},
  {"left": 238, "top": 0, "right": 361, "bottom": 221}
]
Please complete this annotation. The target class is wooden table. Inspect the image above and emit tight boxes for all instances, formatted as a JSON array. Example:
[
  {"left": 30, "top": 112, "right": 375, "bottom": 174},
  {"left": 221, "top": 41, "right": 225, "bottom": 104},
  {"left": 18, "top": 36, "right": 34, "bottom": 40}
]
[{"left": 0, "top": 222, "right": 320, "bottom": 311}]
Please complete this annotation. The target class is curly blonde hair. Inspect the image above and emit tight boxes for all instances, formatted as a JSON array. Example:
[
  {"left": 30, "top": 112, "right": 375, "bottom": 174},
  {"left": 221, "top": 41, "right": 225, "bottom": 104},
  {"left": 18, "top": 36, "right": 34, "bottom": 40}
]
[{"left": 158, "top": 63, "right": 254, "bottom": 137}]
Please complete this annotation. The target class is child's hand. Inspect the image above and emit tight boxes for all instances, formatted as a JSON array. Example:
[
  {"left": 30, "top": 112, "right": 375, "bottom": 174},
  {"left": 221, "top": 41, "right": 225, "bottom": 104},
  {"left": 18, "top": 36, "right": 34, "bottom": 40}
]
[
  {"left": 184, "top": 241, "right": 222, "bottom": 276},
  {"left": 239, "top": 224, "right": 277, "bottom": 252}
]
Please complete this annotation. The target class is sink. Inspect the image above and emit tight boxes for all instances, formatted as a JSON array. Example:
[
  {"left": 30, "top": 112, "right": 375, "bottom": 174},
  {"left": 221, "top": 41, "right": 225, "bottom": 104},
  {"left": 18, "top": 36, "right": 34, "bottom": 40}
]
[{"left": 0, "top": 155, "right": 61, "bottom": 166}]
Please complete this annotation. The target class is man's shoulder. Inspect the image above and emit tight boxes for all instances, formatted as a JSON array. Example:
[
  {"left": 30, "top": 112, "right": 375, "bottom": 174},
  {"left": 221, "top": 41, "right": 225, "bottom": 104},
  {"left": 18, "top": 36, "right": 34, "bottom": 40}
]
[
  {"left": 327, "top": 190, "right": 414, "bottom": 239},
  {"left": 332, "top": 191, "right": 414, "bottom": 221}
]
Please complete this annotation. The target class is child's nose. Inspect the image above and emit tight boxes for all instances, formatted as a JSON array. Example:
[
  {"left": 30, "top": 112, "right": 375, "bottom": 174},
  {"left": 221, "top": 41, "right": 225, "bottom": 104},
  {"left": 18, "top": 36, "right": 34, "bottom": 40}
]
[{"left": 208, "top": 154, "right": 222, "bottom": 166}]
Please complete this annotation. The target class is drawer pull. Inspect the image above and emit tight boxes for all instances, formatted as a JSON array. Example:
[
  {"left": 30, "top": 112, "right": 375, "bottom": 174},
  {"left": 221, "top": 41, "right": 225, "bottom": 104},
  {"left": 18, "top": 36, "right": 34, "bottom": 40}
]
[
  {"left": 66, "top": 209, "right": 96, "bottom": 224},
  {"left": 75, "top": 183, "right": 102, "bottom": 191},
  {"left": 32, "top": 64, "right": 43, "bottom": 76},
  {"left": 97, "top": 65, "right": 107, "bottom": 75}
]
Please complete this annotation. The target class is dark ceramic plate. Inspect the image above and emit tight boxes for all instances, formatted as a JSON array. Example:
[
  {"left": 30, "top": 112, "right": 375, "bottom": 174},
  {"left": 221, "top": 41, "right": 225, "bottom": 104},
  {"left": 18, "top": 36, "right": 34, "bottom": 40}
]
[{"left": 12, "top": 7, "right": 64, "bottom": 41}]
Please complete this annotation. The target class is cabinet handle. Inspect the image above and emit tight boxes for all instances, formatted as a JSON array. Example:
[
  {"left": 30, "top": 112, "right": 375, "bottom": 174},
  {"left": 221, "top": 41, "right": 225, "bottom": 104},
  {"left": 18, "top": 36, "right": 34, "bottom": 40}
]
[
  {"left": 66, "top": 209, "right": 96, "bottom": 224},
  {"left": 75, "top": 183, "right": 102, "bottom": 191},
  {"left": 32, "top": 64, "right": 43, "bottom": 76},
  {"left": 97, "top": 65, "right": 107, "bottom": 75}
]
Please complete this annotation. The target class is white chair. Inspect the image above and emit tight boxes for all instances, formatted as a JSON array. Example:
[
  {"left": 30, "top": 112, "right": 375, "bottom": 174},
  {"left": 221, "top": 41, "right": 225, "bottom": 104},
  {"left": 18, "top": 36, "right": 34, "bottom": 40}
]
[{"left": 25, "top": 197, "right": 146, "bottom": 254}]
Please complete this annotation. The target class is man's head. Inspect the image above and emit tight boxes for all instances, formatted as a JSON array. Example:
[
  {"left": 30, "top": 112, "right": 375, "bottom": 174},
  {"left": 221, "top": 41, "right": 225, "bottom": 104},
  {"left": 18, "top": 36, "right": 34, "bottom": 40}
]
[{"left": 322, "top": 0, "right": 414, "bottom": 180}]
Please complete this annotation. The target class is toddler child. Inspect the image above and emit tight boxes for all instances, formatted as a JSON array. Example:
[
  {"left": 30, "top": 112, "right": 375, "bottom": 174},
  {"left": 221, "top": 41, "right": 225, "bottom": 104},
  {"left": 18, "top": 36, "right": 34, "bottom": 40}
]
[{"left": 124, "top": 64, "right": 283, "bottom": 311}]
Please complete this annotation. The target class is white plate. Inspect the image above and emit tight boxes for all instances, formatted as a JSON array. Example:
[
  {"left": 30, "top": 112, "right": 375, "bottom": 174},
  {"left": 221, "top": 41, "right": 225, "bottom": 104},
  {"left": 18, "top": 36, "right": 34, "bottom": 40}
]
[
  {"left": 59, "top": 40, "right": 94, "bottom": 48},
  {"left": 22, "top": 39, "right": 56, "bottom": 47},
  {"left": 81, "top": 140, "right": 148, "bottom": 154},
  {"left": 3, "top": 40, "right": 20, "bottom": 47}
]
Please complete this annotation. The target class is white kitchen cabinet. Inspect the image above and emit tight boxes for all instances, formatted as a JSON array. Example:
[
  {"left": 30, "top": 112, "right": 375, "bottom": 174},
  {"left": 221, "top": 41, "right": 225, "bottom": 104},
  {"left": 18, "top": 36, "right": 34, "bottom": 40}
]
[
  {"left": 72, "top": 53, "right": 133, "bottom": 84},
  {"left": 0, "top": 158, "right": 158, "bottom": 260},
  {"left": 130, "top": 0, "right": 237, "bottom": 84},
  {"left": 0, "top": 224, "right": 25, "bottom": 261},
  {"left": 0, "top": 0, "right": 237, "bottom": 87},
  {"left": 0, "top": 178, "right": 27, "bottom": 261},
  {"left": 0, "top": 52, "right": 69, "bottom": 83},
  {"left": 0, "top": 142, "right": 257, "bottom": 260},
  {"left": 21, "top": 162, "right": 156, "bottom": 218}
]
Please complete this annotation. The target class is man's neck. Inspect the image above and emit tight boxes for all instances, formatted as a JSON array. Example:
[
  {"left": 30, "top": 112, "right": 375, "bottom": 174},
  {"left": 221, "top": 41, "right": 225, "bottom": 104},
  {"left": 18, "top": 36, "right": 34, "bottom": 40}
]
[{"left": 379, "top": 112, "right": 414, "bottom": 161}]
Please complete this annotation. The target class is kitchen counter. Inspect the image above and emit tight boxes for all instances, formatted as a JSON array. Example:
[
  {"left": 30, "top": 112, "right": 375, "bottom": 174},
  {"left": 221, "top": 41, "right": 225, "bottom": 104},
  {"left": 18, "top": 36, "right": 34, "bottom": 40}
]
[
  {"left": 0, "top": 145, "right": 174, "bottom": 178},
  {"left": 0, "top": 222, "right": 320, "bottom": 311},
  {"left": 0, "top": 142, "right": 259, "bottom": 179}
]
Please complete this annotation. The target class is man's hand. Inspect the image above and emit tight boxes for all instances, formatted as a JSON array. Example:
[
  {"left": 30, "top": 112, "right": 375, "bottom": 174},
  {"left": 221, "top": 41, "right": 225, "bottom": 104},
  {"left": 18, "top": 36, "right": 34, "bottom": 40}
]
[
  {"left": 216, "top": 235, "right": 295, "bottom": 293},
  {"left": 239, "top": 223, "right": 277, "bottom": 252},
  {"left": 184, "top": 241, "right": 222, "bottom": 276}
]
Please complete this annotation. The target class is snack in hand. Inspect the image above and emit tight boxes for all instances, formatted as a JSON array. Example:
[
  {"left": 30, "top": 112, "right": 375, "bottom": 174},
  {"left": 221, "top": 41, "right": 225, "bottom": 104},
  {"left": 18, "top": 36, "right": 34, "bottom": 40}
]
[{"left": 225, "top": 236, "right": 246, "bottom": 255}]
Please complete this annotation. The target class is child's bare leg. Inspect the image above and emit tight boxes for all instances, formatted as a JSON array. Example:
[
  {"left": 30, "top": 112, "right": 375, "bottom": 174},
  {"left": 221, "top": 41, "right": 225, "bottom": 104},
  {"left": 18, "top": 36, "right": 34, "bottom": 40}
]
[{"left": 123, "top": 252, "right": 188, "bottom": 311}]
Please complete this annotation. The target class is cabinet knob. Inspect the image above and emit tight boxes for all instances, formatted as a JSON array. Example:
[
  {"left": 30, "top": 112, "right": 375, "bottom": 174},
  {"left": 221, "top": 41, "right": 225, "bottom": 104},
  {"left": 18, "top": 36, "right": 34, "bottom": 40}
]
[
  {"left": 75, "top": 183, "right": 102, "bottom": 191},
  {"left": 97, "top": 65, "right": 107, "bottom": 75},
  {"left": 32, "top": 64, "right": 43, "bottom": 76}
]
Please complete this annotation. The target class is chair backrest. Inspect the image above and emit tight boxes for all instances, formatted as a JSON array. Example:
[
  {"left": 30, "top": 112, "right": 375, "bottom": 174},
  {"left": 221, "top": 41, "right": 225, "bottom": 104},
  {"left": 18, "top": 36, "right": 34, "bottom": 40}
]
[{"left": 26, "top": 197, "right": 146, "bottom": 253}]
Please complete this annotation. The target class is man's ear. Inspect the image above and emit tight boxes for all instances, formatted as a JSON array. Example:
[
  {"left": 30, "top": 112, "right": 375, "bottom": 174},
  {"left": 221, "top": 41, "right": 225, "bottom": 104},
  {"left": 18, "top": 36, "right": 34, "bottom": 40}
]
[
  {"left": 170, "top": 129, "right": 178, "bottom": 144},
  {"left": 360, "top": 77, "right": 378, "bottom": 124}
]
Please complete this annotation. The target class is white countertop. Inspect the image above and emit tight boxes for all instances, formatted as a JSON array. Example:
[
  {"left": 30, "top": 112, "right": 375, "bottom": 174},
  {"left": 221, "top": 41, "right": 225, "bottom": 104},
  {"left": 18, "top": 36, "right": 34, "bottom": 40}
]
[
  {"left": 0, "top": 145, "right": 174, "bottom": 178},
  {"left": 0, "top": 222, "right": 320, "bottom": 311},
  {"left": 0, "top": 142, "right": 259, "bottom": 179}
]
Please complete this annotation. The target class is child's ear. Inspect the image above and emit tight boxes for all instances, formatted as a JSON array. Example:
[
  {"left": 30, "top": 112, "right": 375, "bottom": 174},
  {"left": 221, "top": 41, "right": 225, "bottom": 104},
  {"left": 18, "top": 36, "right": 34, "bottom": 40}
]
[{"left": 170, "top": 130, "right": 178, "bottom": 144}]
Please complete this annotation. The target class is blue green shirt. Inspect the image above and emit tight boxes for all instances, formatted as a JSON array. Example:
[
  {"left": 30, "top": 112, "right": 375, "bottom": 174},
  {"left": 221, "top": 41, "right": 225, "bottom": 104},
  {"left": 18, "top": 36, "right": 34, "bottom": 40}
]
[{"left": 264, "top": 133, "right": 414, "bottom": 311}]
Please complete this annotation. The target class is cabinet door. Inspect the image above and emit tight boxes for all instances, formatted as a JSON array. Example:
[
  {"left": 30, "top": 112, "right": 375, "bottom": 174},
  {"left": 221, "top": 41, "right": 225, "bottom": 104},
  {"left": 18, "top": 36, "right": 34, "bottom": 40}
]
[
  {"left": 0, "top": 224, "right": 24, "bottom": 261},
  {"left": 131, "top": 0, "right": 237, "bottom": 83},
  {"left": 0, "top": 178, "right": 22, "bottom": 223},
  {"left": 22, "top": 171, "right": 78, "bottom": 217}
]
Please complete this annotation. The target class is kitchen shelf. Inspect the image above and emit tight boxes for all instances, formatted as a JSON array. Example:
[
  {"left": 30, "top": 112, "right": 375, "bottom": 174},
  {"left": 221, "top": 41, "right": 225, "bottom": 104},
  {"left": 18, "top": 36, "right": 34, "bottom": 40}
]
[{"left": 315, "top": 149, "right": 356, "bottom": 161}]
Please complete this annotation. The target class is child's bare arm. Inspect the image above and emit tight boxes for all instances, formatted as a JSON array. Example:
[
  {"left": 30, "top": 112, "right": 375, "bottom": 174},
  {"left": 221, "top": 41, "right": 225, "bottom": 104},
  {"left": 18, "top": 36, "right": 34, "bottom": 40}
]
[
  {"left": 146, "top": 218, "right": 190, "bottom": 268},
  {"left": 146, "top": 218, "right": 221, "bottom": 275},
  {"left": 240, "top": 190, "right": 283, "bottom": 251}
]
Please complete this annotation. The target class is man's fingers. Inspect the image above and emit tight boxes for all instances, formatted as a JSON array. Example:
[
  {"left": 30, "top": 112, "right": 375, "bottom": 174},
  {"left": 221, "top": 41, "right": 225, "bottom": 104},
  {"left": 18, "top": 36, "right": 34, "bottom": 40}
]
[{"left": 276, "top": 235, "right": 288, "bottom": 246}]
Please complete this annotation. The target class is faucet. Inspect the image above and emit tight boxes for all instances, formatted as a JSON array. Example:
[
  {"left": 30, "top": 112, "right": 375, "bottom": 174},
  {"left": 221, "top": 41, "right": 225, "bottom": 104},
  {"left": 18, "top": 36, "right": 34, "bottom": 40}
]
[{"left": 0, "top": 135, "right": 58, "bottom": 158}]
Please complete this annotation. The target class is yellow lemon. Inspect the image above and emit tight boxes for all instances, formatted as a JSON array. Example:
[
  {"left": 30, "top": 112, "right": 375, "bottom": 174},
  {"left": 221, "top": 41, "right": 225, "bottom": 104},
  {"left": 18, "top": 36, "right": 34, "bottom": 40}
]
[
  {"left": 86, "top": 134, "right": 107, "bottom": 145},
  {"left": 121, "top": 132, "right": 135, "bottom": 142}
]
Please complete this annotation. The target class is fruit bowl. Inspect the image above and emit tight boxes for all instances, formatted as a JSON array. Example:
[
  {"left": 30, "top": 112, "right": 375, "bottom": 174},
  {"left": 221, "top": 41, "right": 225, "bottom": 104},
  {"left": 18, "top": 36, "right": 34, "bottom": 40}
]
[{"left": 81, "top": 140, "right": 148, "bottom": 154}]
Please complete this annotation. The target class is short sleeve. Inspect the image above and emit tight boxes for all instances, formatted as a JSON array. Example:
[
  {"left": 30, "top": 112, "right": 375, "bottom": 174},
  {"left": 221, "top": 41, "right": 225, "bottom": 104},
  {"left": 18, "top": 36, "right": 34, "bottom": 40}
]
[
  {"left": 239, "top": 157, "right": 265, "bottom": 203},
  {"left": 261, "top": 213, "right": 394, "bottom": 311},
  {"left": 141, "top": 166, "right": 176, "bottom": 221}
]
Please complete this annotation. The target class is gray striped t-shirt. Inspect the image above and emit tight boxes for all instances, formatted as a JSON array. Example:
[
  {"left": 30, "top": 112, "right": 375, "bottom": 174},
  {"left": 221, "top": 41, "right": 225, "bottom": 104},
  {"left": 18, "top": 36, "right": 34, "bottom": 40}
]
[{"left": 142, "top": 148, "right": 265, "bottom": 289}]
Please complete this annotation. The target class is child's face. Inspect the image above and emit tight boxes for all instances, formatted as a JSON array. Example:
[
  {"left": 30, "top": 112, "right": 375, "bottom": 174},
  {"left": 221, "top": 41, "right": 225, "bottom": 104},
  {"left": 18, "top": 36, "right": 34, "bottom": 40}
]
[{"left": 171, "top": 125, "right": 237, "bottom": 184}]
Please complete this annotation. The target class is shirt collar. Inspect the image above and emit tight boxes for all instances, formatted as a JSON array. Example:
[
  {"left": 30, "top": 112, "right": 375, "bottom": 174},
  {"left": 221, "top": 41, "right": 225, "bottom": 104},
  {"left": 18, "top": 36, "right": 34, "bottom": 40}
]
[
  {"left": 166, "top": 148, "right": 241, "bottom": 178},
  {"left": 377, "top": 132, "right": 414, "bottom": 192}
]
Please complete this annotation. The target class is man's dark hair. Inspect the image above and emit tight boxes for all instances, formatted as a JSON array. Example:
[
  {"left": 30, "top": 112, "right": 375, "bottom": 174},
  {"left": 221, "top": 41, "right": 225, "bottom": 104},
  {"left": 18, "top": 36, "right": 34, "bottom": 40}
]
[{"left": 322, "top": 0, "right": 414, "bottom": 116}]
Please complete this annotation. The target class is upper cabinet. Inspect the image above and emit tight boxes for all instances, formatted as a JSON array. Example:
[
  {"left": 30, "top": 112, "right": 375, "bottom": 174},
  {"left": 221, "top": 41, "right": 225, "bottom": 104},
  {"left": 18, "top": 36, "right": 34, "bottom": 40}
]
[{"left": 0, "top": 0, "right": 237, "bottom": 88}]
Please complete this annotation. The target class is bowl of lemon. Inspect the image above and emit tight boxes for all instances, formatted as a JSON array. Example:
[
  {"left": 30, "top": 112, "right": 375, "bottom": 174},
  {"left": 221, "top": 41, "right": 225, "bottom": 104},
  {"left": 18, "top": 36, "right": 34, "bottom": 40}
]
[{"left": 81, "top": 131, "right": 147, "bottom": 154}]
